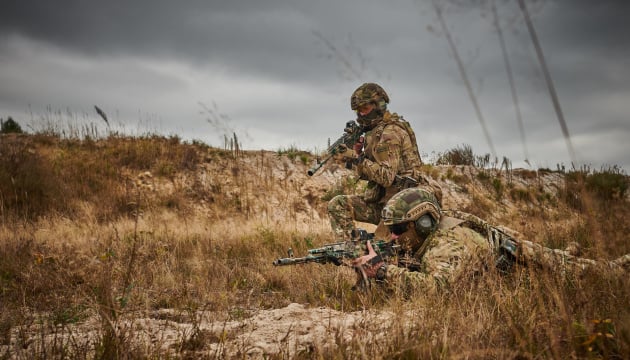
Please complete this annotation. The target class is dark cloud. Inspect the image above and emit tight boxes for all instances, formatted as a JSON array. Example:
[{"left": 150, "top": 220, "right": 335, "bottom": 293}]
[{"left": 1, "top": 0, "right": 629, "bottom": 171}]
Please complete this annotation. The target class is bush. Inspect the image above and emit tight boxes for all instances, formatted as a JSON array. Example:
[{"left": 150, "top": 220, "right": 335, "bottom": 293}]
[
  {"left": 0, "top": 117, "right": 23, "bottom": 134},
  {"left": 436, "top": 144, "right": 475, "bottom": 166},
  {"left": 562, "top": 166, "right": 629, "bottom": 209},
  {"left": 586, "top": 166, "right": 628, "bottom": 200},
  {"left": 0, "top": 137, "right": 60, "bottom": 218}
]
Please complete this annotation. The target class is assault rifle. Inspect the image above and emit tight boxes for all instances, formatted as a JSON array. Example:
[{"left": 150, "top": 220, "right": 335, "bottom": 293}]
[
  {"left": 272, "top": 229, "right": 397, "bottom": 266},
  {"left": 272, "top": 229, "right": 400, "bottom": 289},
  {"left": 307, "top": 120, "right": 364, "bottom": 176}
]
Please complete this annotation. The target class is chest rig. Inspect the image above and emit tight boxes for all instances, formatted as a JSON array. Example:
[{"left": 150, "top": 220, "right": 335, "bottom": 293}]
[{"left": 364, "top": 112, "right": 423, "bottom": 177}]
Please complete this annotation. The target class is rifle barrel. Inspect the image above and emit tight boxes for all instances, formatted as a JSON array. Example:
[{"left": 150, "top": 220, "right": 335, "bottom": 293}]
[
  {"left": 273, "top": 255, "right": 326, "bottom": 266},
  {"left": 307, "top": 155, "right": 332, "bottom": 176}
]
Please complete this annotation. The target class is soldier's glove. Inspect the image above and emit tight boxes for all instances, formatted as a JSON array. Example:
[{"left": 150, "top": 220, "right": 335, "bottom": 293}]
[
  {"left": 375, "top": 264, "right": 387, "bottom": 282},
  {"left": 334, "top": 144, "right": 356, "bottom": 162},
  {"left": 352, "top": 255, "right": 385, "bottom": 291}
]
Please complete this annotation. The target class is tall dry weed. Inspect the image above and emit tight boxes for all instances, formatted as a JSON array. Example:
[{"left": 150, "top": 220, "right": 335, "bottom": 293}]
[{"left": 1, "top": 135, "right": 629, "bottom": 358}]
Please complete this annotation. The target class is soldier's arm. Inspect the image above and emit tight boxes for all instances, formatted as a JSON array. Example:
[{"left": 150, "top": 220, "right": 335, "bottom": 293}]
[
  {"left": 384, "top": 264, "right": 438, "bottom": 292},
  {"left": 357, "top": 127, "right": 405, "bottom": 187},
  {"left": 385, "top": 228, "right": 488, "bottom": 293}
]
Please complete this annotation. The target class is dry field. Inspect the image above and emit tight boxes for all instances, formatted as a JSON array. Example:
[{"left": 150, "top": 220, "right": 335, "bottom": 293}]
[{"left": 0, "top": 134, "right": 629, "bottom": 359}]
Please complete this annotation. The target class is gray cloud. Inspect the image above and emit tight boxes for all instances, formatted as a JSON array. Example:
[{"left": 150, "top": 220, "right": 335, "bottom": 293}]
[{"left": 1, "top": 0, "right": 629, "bottom": 171}]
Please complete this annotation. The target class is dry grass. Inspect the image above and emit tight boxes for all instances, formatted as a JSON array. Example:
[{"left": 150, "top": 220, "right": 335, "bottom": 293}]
[
  {"left": 1, "top": 135, "right": 629, "bottom": 358},
  {"left": 0, "top": 134, "right": 203, "bottom": 222}
]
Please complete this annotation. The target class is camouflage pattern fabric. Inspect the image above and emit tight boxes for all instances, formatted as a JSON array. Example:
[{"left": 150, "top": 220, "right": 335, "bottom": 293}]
[
  {"left": 385, "top": 225, "right": 491, "bottom": 293},
  {"left": 384, "top": 210, "right": 630, "bottom": 292},
  {"left": 381, "top": 187, "right": 440, "bottom": 226},
  {"left": 328, "top": 111, "right": 441, "bottom": 238},
  {"left": 358, "top": 112, "right": 424, "bottom": 192},
  {"left": 350, "top": 83, "right": 389, "bottom": 111},
  {"left": 327, "top": 194, "right": 383, "bottom": 239},
  {"left": 443, "top": 210, "right": 630, "bottom": 274}
]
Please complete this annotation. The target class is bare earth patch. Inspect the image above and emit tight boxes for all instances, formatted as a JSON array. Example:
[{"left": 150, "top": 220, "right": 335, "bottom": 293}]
[{"left": 5, "top": 303, "right": 413, "bottom": 359}]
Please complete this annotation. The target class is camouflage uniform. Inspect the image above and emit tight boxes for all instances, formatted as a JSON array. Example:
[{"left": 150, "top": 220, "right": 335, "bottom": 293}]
[
  {"left": 385, "top": 223, "right": 491, "bottom": 294},
  {"left": 385, "top": 210, "right": 630, "bottom": 293},
  {"left": 442, "top": 210, "right": 630, "bottom": 275},
  {"left": 375, "top": 188, "right": 630, "bottom": 293},
  {"left": 328, "top": 83, "right": 442, "bottom": 239}
]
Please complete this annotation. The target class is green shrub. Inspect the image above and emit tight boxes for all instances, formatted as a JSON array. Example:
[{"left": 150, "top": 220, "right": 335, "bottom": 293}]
[
  {"left": 510, "top": 187, "right": 532, "bottom": 202},
  {"left": 476, "top": 171, "right": 491, "bottom": 182},
  {"left": 436, "top": 144, "right": 474, "bottom": 166},
  {"left": 562, "top": 166, "right": 628, "bottom": 209},
  {"left": 585, "top": 166, "right": 628, "bottom": 200},
  {"left": 444, "top": 168, "right": 468, "bottom": 185},
  {"left": 0, "top": 117, "right": 23, "bottom": 134},
  {"left": 492, "top": 178, "right": 504, "bottom": 199}
]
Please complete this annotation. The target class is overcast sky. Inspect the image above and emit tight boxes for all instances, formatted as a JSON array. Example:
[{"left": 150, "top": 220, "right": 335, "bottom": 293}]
[{"left": 1, "top": 0, "right": 628, "bottom": 171}]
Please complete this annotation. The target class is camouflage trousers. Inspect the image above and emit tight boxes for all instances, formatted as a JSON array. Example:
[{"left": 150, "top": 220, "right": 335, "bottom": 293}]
[
  {"left": 327, "top": 194, "right": 383, "bottom": 239},
  {"left": 443, "top": 210, "right": 630, "bottom": 275}
]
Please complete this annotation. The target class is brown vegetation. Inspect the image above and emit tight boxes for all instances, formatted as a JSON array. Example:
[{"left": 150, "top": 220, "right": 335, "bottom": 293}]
[{"left": 1, "top": 134, "right": 628, "bottom": 359}]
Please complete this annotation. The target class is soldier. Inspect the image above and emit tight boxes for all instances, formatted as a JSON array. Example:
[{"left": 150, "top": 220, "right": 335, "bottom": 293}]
[
  {"left": 353, "top": 187, "right": 630, "bottom": 292},
  {"left": 328, "top": 83, "right": 441, "bottom": 239}
]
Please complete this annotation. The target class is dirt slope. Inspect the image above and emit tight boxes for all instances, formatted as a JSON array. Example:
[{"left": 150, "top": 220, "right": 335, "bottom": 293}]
[{"left": 2, "top": 137, "right": 628, "bottom": 359}]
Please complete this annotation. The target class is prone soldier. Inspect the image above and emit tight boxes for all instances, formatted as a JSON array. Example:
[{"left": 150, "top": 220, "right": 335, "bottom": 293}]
[{"left": 353, "top": 188, "right": 630, "bottom": 293}]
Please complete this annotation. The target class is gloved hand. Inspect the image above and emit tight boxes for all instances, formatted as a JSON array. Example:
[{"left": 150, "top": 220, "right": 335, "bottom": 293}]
[
  {"left": 334, "top": 143, "right": 356, "bottom": 162},
  {"left": 334, "top": 137, "right": 365, "bottom": 165}
]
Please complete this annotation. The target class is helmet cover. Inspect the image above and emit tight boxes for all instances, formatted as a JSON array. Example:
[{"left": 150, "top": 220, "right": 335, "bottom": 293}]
[
  {"left": 350, "top": 83, "right": 389, "bottom": 111},
  {"left": 381, "top": 188, "right": 441, "bottom": 226}
]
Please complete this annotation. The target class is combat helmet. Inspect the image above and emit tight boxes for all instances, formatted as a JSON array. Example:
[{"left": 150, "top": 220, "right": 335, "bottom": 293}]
[
  {"left": 381, "top": 188, "right": 441, "bottom": 237},
  {"left": 350, "top": 83, "right": 389, "bottom": 112}
]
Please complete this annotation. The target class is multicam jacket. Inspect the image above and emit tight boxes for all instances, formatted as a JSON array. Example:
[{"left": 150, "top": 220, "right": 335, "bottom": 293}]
[
  {"left": 385, "top": 219, "right": 491, "bottom": 293},
  {"left": 385, "top": 211, "right": 630, "bottom": 292},
  {"left": 357, "top": 111, "right": 441, "bottom": 204}
]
